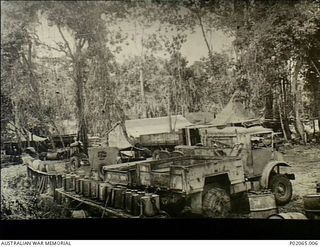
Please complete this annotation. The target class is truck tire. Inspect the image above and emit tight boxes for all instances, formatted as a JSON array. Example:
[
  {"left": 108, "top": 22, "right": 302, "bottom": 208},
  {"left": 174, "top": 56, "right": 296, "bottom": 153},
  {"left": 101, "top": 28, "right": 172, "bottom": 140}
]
[
  {"left": 202, "top": 187, "right": 231, "bottom": 218},
  {"left": 269, "top": 174, "right": 292, "bottom": 205},
  {"left": 70, "top": 156, "right": 79, "bottom": 172}
]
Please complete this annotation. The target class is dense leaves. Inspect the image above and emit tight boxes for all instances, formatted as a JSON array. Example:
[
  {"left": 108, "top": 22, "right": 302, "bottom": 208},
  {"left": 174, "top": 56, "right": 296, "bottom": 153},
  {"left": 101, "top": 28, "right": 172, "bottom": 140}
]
[{"left": 1, "top": 0, "right": 320, "bottom": 146}]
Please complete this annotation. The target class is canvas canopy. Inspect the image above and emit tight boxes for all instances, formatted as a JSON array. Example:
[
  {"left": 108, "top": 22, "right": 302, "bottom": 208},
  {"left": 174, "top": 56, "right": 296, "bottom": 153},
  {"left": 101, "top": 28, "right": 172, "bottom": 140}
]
[
  {"left": 125, "top": 115, "right": 191, "bottom": 138},
  {"left": 204, "top": 126, "right": 273, "bottom": 136},
  {"left": 5, "top": 124, "right": 47, "bottom": 143},
  {"left": 210, "top": 93, "right": 257, "bottom": 127},
  {"left": 19, "top": 131, "right": 47, "bottom": 142},
  {"left": 108, "top": 115, "right": 192, "bottom": 149}
]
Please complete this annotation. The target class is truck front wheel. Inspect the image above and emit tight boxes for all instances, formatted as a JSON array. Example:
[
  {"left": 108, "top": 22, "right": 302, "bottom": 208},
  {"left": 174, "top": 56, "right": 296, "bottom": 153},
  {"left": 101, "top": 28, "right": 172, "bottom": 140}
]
[
  {"left": 202, "top": 187, "right": 231, "bottom": 218},
  {"left": 270, "top": 174, "right": 292, "bottom": 205},
  {"left": 70, "top": 156, "right": 79, "bottom": 172}
]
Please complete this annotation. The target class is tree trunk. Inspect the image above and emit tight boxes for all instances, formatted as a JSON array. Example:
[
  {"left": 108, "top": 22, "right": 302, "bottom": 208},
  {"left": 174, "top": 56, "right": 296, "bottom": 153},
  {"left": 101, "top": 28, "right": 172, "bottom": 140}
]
[
  {"left": 265, "top": 84, "right": 273, "bottom": 119},
  {"left": 291, "top": 58, "right": 306, "bottom": 144},
  {"left": 195, "top": 10, "right": 215, "bottom": 70},
  {"left": 280, "top": 79, "right": 292, "bottom": 141},
  {"left": 278, "top": 92, "right": 288, "bottom": 142},
  {"left": 74, "top": 45, "right": 89, "bottom": 154},
  {"left": 167, "top": 88, "right": 172, "bottom": 133},
  {"left": 139, "top": 67, "right": 147, "bottom": 118},
  {"left": 310, "top": 59, "right": 320, "bottom": 142}
]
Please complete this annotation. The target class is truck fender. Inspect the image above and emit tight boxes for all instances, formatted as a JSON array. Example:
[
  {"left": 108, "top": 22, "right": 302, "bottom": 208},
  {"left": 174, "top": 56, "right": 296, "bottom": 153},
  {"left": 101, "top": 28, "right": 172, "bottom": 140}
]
[{"left": 260, "top": 161, "right": 291, "bottom": 188}]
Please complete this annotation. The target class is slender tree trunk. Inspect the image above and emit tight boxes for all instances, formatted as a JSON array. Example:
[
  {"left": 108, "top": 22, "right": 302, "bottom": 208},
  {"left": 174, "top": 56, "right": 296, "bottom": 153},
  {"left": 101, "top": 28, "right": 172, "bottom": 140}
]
[
  {"left": 74, "top": 45, "right": 89, "bottom": 154},
  {"left": 278, "top": 88, "right": 288, "bottom": 142},
  {"left": 291, "top": 58, "right": 306, "bottom": 144},
  {"left": 265, "top": 84, "right": 273, "bottom": 119},
  {"left": 195, "top": 10, "right": 215, "bottom": 70},
  {"left": 167, "top": 87, "right": 172, "bottom": 133},
  {"left": 139, "top": 67, "right": 147, "bottom": 118},
  {"left": 310, "top": 59, "right": 320, "bottom": 141},
  {"left": 280, "top": 79, "right": 292, "bottom": 140}
]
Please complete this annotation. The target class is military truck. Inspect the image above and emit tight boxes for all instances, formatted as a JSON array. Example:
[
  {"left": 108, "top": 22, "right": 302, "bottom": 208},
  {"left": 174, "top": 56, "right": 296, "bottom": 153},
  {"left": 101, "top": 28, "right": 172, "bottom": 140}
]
[
  {"left": 175, "top": 125, "right": 295, "bottom": 205},
  {"left": 101, "top": 153, "right": 248, "bottom": 217},
  {"left": 48, "top": 141, "right": 279, "bottom": 218}
]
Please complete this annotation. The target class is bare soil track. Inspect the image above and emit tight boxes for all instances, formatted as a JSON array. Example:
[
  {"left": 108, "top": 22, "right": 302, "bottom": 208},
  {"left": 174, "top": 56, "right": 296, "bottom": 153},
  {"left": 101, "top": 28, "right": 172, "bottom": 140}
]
[{"left": 279, "top": 145, "right": 320, "bottom": 214}]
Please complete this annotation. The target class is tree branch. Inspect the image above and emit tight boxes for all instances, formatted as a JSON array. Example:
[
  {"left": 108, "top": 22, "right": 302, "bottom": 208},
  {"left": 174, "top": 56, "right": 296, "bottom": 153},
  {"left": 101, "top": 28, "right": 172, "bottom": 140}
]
[
  {"left": 38, "top": 41, "right": 70, "bottom": 57},
  {"left": 311, "top": 58, "right": 320, "bottom": 77},
  {"left": 57, "top": 24, "right": 75, "bottom": 61}
]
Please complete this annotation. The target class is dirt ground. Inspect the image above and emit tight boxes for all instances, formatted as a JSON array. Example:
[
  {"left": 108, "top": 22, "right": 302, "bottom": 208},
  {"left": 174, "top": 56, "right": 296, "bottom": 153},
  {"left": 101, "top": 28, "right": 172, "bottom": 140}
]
[
  {"left": 278, "top": 145, "right": 320, "bottom": 214},
  {"left": 1, "top": 145, "right": 319, "bottom": 219}
]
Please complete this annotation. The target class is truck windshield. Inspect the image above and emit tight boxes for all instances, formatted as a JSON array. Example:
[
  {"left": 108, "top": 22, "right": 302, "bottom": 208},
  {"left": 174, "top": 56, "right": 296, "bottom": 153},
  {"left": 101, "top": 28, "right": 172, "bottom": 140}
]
[{"left": 251, "top": 133, "right": 273, "bottom": 149}]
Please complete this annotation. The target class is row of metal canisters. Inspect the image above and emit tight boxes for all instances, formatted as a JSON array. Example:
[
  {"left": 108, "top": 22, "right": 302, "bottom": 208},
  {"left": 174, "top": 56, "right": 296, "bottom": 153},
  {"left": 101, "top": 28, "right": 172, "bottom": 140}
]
[{"left": 62, "top": 174, "right": 160, "bottom": 217}]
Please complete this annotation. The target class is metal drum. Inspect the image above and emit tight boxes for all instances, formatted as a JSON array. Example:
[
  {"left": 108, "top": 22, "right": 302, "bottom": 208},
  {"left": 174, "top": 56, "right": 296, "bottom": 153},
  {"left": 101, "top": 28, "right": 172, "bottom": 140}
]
[
  {"left": 91, "top": 181, "right": 99, "bottom": 200},
  {"left": 82, "top": 178, "right": 91, "bottom": 197},
  {"left": 106, "top": 185, "right": 113, "bottom": 206},
  {"left": 141, "top": 193, "right": 160, "bottom": 217},
  {"left": 248, "top": 192, "right": 278, "bottom": 219},
  {"left": 62, "top": 175, "right": 66, "bottom": 190},
  {"left": 125, "top": 190, "right": 133, "bottom": 213},
  {"left": 268, "top": 212, "right": 308, "bottom": 219},
  {"left": 70, "top": 174, "right": 76, "bottom": 191},
  {"left": 113, "top": 187, "right": 126, "bottom": 209},
  {"left": 151, "top": 194, "right": 160, "bottom": 214},
  {"left": 64, "top": 175, "right": 74, "bottom": 192},
  {"left": 131, "top": 193, "right": 140, "bottom": 216},
  {"left": 303, "top": 194, "right": 320, "bottom": 219},
  {"left": 132, "top": 191, "right": 145, "bottom": 216},
  {"left": 54, "top": 188, "right": 62, "bottom": 204},
  {"left": 56, "top": 175, "right": 63, "bottom": 188},
  {"left": 71, "top": 210, "right": 88, "bottom": 219},
  {"left": 98, "top": 183, "right": 109, "bottom": 201},
  {"left": 78, "top": 178, "right": 85, "bottom": 195},
  {"left": 121, "top": 189, "right": 127, "bottom": 210},
  {"left": 75, "top": 176, "right": 81, "bottom": 194}
]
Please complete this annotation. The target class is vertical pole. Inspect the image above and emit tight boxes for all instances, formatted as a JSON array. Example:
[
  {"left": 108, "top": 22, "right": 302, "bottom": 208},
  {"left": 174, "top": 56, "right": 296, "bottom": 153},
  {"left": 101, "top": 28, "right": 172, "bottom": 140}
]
[
  {"left": 167, "top": 88, "right": 172, "bottom": 133},
  {"left": 140, "top": 68, "right": 146, "bottom": 118}
]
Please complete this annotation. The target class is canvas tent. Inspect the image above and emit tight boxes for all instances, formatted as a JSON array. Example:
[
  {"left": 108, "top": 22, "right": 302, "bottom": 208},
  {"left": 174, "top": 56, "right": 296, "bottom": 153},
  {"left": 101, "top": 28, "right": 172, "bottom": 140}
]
[
  {"left": 19, "top": 131, "right": 47, "bottom": 142},
  {"left": 210, "top": 93, "right": 257, "bottom": 127},
  {"left": 185, "top": 112, "right": 215, "bottom": 124},
  {"left": 108, "top": 115, "right": 192, "bottom": 149},
  {"left": 4, "top": 124, "right": 47, "bottom": 143}
]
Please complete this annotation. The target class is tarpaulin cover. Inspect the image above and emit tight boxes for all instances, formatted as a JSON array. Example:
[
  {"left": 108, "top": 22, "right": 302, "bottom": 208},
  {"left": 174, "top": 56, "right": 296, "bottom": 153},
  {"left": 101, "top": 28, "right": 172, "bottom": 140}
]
[{"left": 210, "top": 93, "right": 256, "bottom": 127}]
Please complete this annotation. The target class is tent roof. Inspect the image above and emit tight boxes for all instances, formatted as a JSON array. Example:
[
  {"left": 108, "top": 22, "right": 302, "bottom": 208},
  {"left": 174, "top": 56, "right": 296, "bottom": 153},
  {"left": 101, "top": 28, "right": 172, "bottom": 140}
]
[
  {"left": 185, "top": 112, "right": 215, "bottom": 124},
  {"left": 210, "top": 94, "right": 256, "bottom": 126},
  {"left": 19, "top": 131, "right": 47, "bottom": 142},
  {"left": 125, "top": 115, "right": 192, "bottom": 138},
  {"left": 205, "top": 126, "right": 273, "bottom": 136},
  {"left": 4, "top": 124, "right": 47, "bottom": 142}
]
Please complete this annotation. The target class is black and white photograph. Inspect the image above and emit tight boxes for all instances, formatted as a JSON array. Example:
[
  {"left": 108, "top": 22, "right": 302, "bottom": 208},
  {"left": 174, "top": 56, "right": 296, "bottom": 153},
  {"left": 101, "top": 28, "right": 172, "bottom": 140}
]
[{"left": 1, "top": 0, "right": 320, "bottom": 237}]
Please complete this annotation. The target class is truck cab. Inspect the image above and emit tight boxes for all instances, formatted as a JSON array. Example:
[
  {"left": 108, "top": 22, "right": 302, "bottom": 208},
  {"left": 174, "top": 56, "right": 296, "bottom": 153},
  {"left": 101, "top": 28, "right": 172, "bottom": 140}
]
[{"left": 179, "top": 125, "right": 295, "bottom": 205}]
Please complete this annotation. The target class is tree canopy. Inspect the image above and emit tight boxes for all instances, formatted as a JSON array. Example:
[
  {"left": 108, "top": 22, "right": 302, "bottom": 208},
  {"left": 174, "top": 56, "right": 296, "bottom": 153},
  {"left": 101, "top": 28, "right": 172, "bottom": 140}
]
[{"left": 1, "top": 0, "right": 320, "bottom": 147}]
